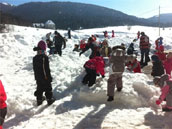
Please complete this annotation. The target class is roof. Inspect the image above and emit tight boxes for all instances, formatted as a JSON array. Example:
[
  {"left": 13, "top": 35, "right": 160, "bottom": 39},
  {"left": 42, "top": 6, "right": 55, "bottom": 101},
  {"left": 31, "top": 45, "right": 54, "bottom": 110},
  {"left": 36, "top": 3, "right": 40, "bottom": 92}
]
[{"left": 45, "top": 20, "right": 55, "bottom": 25}]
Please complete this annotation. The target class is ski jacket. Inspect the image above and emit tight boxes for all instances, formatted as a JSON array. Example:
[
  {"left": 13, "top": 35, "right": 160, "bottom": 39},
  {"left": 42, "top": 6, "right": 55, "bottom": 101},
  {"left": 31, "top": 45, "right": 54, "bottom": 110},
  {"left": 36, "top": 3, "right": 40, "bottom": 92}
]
[
  {"left": 140, "top": 35, "right": 149, "bottom": 49},
  {"left": 163, "top": 58, "right": 172, "bottom": 76},
  {"left": 155, "top": 51, "right": 166, "bottom": 62},
  {"left": 0, "top": 80, "right": 7, "bottom": 109},
  {"left": 80, "top": 42, "right": 100, "bottom": 59},
  {"left": 84, "top": 56, "right": 105, "bottom": 76},
  {"left": 126, "top": 59, "right": 141, "bottom": 73},
  {"left": 53, "top": 35, "right": 66, "bottom": 48},
  {"left": 151, "top": 60, "right": 164, "bottom": 77},
  {"left": 154, "top": 75, "right": 172, "bottom": 108},
  {"left": 33, "top": 54, "right": 52, "bottom": 83}
]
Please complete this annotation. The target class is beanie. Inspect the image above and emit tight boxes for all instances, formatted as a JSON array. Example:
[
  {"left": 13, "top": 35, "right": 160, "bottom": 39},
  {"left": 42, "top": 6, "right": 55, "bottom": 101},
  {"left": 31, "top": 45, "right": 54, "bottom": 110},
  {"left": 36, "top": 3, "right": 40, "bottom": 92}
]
[
  {"left": 38, "top": 40, "right": 46, "bottom": 51},
  {"left": 151, "top": 55, "right": 159, "bottom": 62}
]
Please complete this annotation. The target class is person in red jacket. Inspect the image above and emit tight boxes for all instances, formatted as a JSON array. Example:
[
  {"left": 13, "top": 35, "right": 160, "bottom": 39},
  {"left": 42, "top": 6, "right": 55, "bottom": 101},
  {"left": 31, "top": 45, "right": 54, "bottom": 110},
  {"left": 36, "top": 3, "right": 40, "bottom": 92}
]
[
  {"left": 137, "top": 31, "right": 140, "bottom": 39},
  {"left": 82, "top": 56, "right": 105, "bottom": 87},
  {"left": 112, "top": 30, "right": 115, "bottom": 38},
  {"left": 0, "top": 80, "right": 7, "bottom": 129},
  {"left": 155, "top": 45, "right": 166, "bottom": 62},
  {"left": 79, "top": 39, "right": 86, "bottom": 51},
  {"left": 126, "top": 56, "right": 141, "bottom": 73}
]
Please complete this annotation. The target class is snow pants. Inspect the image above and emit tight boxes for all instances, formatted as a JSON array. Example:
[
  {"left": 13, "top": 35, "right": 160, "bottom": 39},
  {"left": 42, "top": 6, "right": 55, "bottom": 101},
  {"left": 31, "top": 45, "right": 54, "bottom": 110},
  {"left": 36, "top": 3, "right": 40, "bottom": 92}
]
[
  {"left": 55, "top": 45, "right": 62, "bottom": 56},
  {"left": 0, "top": 107, "right": 7, "bottom": 126},
  {"left": 140, "top": 48, "right": 150, "bottom": 65},
  {"left": 82, "top": 68, "right": 97, "bottom": 86},
  {"left": 107, "top": 73, "right": 123, "bottom": 97},
  {"left": 35, "top": 80, "right": 53, "bottom": 102}
]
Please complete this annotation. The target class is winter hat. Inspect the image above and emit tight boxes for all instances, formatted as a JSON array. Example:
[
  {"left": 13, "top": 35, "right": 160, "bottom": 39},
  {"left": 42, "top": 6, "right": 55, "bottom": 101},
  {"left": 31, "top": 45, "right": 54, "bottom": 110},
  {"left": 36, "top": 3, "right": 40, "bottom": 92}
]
[
  {"left": 151, "top": 55, "right": 159, "bottom": 62},
  {"left": 38, "top": 40, "right": 46, "bottom": 51},
  {"left": 141, "top": 32, "right": 145, "bottom": 36}
]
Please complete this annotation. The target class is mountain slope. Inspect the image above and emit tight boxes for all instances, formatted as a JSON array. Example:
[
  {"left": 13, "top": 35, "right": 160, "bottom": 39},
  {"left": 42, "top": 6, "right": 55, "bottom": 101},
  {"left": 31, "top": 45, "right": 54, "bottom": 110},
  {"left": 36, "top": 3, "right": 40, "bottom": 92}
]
[{"left": 7, "top": 2, "right": 151, "bottom": 29}]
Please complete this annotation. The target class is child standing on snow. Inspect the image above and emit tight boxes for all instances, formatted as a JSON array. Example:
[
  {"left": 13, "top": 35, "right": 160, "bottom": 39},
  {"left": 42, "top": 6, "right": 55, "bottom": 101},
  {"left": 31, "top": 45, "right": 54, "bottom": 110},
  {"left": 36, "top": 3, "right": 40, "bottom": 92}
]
[
  {"left": 0, "top": 80, "right": 7, "bottom": 129},
  {"left": 163, "top": 52, "right": 172, "bottom": 77},
  {"left": 82, "top": 56, "right": 105, "bottom": 87},
  {"left": 107, "top": 45, "right": 126, "bottom": 102},
  {"left": 151, "top": 55, "right": 165, "bottom": 77},
  {"left": 33, "top": 40, "right": 55, "bottom": 106},
  {"left": 153, "top": 74, "right": 172, "bottom": 112},
  {"left": 155, "top": 45, "right": 166, "bottom": 62}
]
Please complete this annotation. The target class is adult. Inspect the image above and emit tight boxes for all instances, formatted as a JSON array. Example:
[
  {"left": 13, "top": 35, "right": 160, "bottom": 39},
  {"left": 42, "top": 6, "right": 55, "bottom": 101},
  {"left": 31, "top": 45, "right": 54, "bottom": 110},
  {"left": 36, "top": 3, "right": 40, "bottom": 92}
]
[
  {"left": 67, "top": 28, "right": 71, "bottom": 39},
  {"left": 139, "top": 32, "right": 150, "bottom": 66},
  {"left": 53, "top": 31, "right": 66, "bottom": 56}
]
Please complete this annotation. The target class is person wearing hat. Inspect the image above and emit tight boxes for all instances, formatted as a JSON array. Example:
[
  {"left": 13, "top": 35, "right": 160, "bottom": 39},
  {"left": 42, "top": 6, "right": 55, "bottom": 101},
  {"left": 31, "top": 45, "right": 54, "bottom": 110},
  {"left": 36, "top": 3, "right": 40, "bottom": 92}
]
[
  {"left": 53, "top": 31, "right": 66, "bottom": 56},
  {"left": 153, "top": 74, "right": 172, "bottom": 112},
  {"left": 126, "top": 55, "right": 141, "bottom": 73},
  {"left": 151, "top": 55, "right": 165, "bottom": 77},
  {"left": 33, "top": 41, "right": 55, "bottom": 106},
  {"left": 0, "top": 80, "right": 7, "bottom": 129},
  {"left": 139, "top": 32, "right": 150, "bottom": 67},
  {"left": 79, "top": 37, "right": 101, "bottom": 59}
]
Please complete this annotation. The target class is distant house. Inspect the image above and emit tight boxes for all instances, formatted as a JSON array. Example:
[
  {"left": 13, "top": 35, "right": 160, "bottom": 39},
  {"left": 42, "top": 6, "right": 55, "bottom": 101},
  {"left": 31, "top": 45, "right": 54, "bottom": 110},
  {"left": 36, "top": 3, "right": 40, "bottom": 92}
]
[
  {"left": 33, "top": 23, "right": 44, "bottom": 28},
  {"left": 44, "top": 20, "right": 56, "bottom": 30}
]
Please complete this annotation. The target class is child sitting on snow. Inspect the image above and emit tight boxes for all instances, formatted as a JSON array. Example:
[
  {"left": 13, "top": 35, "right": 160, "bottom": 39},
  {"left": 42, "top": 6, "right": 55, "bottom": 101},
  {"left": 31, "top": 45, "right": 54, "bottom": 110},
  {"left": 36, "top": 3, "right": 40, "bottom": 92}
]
[
  {"left": 73, "top": 44, "right": 80, "bottom": 52},
  {"left": 153, "top": 74, "right": 172, "bottom": 112},
  {"left": 126, "top": 55, "right": 141, "bottom": 73},
  {"left": 33, "top": 40, "right": 55, "bottom": 106},
  {"left": 107, "top": 45, "right": 126, "bottom": 102},
  {"left": 82, "top": 56, "right": 105, "bottom": 87},
  {"left": 0, "top": 80, "right": 7, "bottom": 129},
  {"left": 151, "top": 55, "right": 165, "bottom": 77}
]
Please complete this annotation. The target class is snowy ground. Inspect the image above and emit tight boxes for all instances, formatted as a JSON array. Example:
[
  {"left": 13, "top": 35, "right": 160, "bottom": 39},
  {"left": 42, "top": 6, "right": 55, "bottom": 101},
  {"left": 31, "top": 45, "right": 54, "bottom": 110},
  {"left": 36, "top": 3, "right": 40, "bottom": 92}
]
[{"left": 0, "top": 25, "right": 172, "bottom": 129}]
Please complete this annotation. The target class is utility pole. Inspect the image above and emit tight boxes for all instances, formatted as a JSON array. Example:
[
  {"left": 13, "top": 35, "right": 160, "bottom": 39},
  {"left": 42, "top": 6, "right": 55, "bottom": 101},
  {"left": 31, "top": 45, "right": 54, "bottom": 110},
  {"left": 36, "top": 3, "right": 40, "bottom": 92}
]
[{"left": 158, "top": 6, "right": 160, "bottom": 36}]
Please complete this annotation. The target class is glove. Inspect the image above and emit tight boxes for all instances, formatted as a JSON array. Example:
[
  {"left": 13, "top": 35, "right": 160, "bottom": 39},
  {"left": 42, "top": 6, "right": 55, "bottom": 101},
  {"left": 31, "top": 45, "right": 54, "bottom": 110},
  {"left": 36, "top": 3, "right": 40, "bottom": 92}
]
[
  {"left": 102, "top": 75, "right": 105, "bottom": 78},
  {"left": 79, "top": 52, "right": 82, "bottom": 56},
  {"left": 156, "top": 99, "right": 161, "bottom": 105}
]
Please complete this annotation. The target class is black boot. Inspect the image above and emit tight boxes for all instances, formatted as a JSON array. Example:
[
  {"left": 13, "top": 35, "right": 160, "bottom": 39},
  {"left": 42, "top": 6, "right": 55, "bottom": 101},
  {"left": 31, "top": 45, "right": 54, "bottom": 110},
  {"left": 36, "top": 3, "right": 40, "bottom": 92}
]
[
  {"left": 117, "top": 88, "right": 122, "bottom": 92},
  {"left": 47, "top": 98, "right": 55, "bottom": 106},
  {"left": 107, "top": 96, "right": 114, "bottom": 102}
]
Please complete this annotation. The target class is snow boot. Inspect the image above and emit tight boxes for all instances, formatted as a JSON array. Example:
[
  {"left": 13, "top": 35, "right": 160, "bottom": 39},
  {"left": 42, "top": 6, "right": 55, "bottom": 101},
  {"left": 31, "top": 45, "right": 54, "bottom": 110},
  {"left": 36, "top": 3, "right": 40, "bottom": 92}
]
[
  {"left": 37, "top": 96, "right": 46, "bottom": 106},
  {"left": 47, "top": 98, "right": 55, "bottom": 106},
  {"left": 117, "top": 88, "right": 122, "bottom": 92},
  {"left": 107, "top": 96, "right": 114, "bottom": 102}
]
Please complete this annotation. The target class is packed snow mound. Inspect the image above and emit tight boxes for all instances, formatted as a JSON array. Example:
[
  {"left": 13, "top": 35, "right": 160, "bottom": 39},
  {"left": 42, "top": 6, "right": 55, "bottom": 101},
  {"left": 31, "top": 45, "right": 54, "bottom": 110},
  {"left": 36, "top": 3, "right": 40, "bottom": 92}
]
[{"left": 79, "top": 72, "right": 160, "bottom": 108}]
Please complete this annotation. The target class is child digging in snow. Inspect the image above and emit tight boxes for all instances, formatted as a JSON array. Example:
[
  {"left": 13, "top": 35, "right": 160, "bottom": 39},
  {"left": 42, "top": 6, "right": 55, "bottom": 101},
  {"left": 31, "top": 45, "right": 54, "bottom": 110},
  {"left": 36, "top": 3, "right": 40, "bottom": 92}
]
[
  {"left": 82, "top": 56, "right": 105, "bottom": 87},
  {"left": 153, "top": 74, "right": 172, "bottom": 112}
]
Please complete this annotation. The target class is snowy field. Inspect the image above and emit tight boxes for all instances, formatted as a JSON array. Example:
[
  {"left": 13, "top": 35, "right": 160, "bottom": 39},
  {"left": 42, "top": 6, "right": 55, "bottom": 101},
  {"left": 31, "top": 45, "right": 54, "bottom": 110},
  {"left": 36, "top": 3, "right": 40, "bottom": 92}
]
[{"left": 0, "top": 25, "right": 172, "bottom": 129}]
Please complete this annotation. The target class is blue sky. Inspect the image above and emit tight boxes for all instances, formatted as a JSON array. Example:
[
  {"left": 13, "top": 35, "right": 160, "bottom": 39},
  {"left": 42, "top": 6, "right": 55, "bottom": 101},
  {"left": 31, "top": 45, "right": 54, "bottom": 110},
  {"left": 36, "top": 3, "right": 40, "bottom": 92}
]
[{"left": 2, "top": 0, "right": 172, "bottom": 18}]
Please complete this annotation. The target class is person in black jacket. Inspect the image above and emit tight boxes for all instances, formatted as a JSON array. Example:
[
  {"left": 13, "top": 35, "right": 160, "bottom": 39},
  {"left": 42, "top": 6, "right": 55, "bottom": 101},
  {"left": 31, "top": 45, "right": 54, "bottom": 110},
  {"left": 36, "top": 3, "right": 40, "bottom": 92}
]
[
  {"left": 33, "top": 40, "right": 55, "bottom": 106},
  {"left": 151, "top": 55, "right": 165, "bottom": 77},
  {"left": 53, "top": 31, "right": 66, "bottom": 56},
  {"left": 79, "top": 37, "right": 100, "bottom": 59}
]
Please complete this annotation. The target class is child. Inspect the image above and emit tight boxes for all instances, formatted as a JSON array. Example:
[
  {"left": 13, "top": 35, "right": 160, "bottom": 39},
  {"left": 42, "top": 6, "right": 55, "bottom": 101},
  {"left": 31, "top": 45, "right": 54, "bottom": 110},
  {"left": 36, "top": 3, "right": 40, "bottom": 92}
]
[
  {"left": 79, "top": 39, "right": 86, "bottom": 51},
  {"left": 73, "top": 44, "right": 80, "bottom": 52},
  {"left": 155, "top": 45, "right": 166, "bottom": 62},
  {"left": 82, "top": 56, "right": 105, "bottom": 87},
  {"left": 33, "top": 40, "right": 55, "bottom": 106},
  {"left": 163, "top": 52, "right": 172, "bottom": 77},
  {"left": 127, "top": 42, "right": 138, "bottom": 56},
  {"left": 107, "top": 45, "right": 126, "bottom": 101},
  {"left": 126, "top": 55, "right": 141, "bottom": 73},
  {"left": 153, "top": 74, "right": 172, "bottom": 112},
  {"left": 151, "top": 55, "right": 164, "bottom": 77},
  {"left": 46, "top": 39, "right": 56, "bottom": 55},
  {"left": 0, "top": 80, "right": 7, "bottom": 129},
  {"left": 112, "top": 30, "right": 115, "bottom": 37}
]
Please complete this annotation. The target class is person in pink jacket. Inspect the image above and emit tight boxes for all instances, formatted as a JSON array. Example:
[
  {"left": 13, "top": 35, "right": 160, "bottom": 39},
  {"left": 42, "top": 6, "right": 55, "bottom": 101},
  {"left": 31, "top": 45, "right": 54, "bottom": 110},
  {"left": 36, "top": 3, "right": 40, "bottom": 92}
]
[
  {"left": 153, "top": 74, "right": 172, "bottom": 112},
  {"left": 0, "top": 80, "right": 7, "bottom": 129},
  {"left": 82, "top": 56, "right": 105, "bottom": 87},
  {"left": 163, "top": 53, "right": 172, "bottom": 77}
]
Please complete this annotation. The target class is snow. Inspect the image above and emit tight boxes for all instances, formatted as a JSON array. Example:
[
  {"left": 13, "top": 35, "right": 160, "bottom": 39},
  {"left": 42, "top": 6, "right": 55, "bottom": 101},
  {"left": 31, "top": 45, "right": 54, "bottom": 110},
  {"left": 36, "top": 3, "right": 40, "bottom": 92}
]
[{"left": 1, "top": 24, "right": 172, "bottom": 129}]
